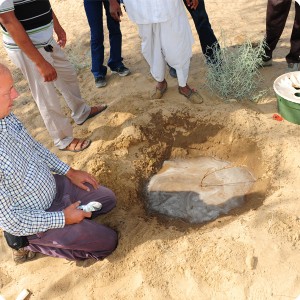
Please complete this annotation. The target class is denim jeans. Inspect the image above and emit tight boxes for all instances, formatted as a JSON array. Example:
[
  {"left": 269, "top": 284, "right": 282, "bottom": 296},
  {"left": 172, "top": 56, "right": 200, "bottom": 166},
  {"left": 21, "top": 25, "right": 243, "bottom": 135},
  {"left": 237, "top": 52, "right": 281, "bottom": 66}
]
[
  {"left": 84, "top": 0, "right": 124, "bottom": 78},
  {"left": 184, "top": 0, "right": 220, "bottom": 62}
]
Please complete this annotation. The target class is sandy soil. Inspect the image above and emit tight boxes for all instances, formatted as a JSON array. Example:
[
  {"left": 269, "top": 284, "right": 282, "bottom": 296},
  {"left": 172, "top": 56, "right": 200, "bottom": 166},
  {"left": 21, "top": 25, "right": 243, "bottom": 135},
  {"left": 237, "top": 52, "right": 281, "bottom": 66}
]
[{"left": 1, "top": 0, "right": 300, "bottom": 299}]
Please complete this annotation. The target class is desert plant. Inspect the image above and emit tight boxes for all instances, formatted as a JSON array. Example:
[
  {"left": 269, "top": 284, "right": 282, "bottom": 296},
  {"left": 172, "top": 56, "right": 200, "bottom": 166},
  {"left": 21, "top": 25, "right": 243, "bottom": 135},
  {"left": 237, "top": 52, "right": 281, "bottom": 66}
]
[{"left": 205, "top": 38, "right": 267, "bottom": 101}]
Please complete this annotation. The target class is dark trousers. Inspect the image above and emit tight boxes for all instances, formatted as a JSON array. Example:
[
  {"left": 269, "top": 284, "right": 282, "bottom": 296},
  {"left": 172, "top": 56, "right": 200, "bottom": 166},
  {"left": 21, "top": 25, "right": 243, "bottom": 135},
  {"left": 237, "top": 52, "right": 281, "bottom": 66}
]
[
  {"left": 265, "top": 0, "right": 300, "bottom": 63},
  {"left": 184, "top": 0, "right": 220, "bottom": 62},
  {"left": 27, "top": 175, "right": 118, "bottom": 261},
  {"left": 84, "top": 0, "right": 124, "bottom": 78}
]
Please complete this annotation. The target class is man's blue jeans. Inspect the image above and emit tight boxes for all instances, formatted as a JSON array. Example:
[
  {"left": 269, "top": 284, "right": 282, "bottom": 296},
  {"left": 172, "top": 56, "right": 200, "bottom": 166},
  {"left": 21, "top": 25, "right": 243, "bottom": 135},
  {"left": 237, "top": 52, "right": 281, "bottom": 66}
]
[
  {"left": 184, "top": 0, "right": 220, "bottom": 62},
  {"left": 84, "top": 0, "right": 124, "bottom": 78}
]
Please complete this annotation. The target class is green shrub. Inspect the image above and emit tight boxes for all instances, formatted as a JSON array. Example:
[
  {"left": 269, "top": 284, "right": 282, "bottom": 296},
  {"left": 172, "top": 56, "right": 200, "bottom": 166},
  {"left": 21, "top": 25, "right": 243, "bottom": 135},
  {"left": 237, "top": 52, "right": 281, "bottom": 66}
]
[{"left": 205, "top": 39, "right": 266, "bottom": 101}]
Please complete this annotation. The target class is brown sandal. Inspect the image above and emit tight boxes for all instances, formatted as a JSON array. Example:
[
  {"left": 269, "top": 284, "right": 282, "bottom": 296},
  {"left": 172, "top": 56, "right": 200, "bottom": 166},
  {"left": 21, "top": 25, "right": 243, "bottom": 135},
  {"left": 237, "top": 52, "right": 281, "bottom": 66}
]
[
  {"left": 78, "top": 104, "right": 108, "bottom": 126},
  {"left": 12, "top": 248, "right": 36, "bottom": 264},
  {"left": 61, "top": 138, "right": 91, "bottom": 152},
  {"left": 178, "top": 86, "right": 203, "bottom": 104},
  {"left": 151, "top": 81, "right": 168, "bottom": 99}
]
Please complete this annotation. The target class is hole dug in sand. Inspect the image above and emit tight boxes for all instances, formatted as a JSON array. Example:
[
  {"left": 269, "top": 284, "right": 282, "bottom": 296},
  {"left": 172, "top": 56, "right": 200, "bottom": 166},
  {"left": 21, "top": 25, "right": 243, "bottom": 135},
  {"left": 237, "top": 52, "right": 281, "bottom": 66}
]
[
  {"left": 137, "top": 116, "right": 267, "bottom": 225},
  {"left": 147, "top": 157, "right": 256, "bottom": 223}
]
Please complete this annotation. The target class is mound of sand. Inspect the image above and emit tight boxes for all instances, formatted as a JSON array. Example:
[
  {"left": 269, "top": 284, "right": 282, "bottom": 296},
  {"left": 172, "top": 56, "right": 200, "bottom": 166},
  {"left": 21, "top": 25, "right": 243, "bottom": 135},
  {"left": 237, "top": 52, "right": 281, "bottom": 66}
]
[{"left": 1, "top": 0, "right": 300, "bottom": 299}]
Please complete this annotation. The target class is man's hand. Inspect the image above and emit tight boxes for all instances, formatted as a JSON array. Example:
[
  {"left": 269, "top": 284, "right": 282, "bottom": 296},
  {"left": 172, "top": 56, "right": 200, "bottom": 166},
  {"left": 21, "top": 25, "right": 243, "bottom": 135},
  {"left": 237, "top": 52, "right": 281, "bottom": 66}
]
[
  {"left": 53, "top": 12, "right": 67, "bottom": 47},
  {"left": 36, "top": 60, "right": 57, "bottom": 82},
  {"left": 63, "top": 201, "right": 92, "bottom": 225},
  {"left": 186, "top": 0, "right": 199, "bottom": 9},
  {"left": 0, "top": 11, "right": 57, "bottom": 82},
  {"left": 66, "top": 168, "right": 99, "bottom": 191},
  {"left": 109, "top": 0, "right": 123, "bottom": 22},
  {"left": 54, "top": 24, "right": 67, "bottom": 48}
]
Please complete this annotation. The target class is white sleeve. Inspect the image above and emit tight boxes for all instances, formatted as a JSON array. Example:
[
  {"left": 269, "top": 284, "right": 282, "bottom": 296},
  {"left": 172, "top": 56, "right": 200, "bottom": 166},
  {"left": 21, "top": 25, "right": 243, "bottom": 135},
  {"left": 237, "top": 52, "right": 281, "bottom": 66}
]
[{"left": 0, "top": 0, "right": 14, "bottom": 14}]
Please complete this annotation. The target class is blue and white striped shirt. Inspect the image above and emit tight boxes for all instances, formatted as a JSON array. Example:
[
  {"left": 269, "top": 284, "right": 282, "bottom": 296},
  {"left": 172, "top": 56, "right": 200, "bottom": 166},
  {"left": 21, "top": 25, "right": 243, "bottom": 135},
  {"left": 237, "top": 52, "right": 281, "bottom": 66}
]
[{"left": 0, "top": 113, "right": 69, "bottom": 236}]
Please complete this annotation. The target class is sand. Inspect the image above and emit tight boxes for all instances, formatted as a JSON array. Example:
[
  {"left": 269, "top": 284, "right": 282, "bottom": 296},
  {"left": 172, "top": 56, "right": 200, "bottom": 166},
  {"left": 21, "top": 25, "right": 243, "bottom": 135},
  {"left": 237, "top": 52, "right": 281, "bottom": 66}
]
[{"left": 1, "top": 0, "right": 300, "bottom": 299}]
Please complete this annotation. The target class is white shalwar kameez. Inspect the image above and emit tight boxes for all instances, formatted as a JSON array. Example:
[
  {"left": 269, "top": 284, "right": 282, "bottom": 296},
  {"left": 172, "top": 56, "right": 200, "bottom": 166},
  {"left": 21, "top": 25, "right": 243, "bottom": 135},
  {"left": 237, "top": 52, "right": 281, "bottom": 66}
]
[{"left": 123, "top": 0, "right": 194, "bottom": 87}]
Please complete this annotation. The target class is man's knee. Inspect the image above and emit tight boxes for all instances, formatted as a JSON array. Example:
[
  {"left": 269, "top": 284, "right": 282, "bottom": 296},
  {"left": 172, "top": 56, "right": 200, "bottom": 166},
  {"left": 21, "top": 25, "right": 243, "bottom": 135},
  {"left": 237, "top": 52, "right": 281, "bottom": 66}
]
[
  {"left": 106, "top": 228, "right": 118, "bottom": 252},
  {"left": 95, "top": 186, "right": 117, "bottom": 210},
  {"left": 104, "top": 187, "right": 117, "bottom": 209}
]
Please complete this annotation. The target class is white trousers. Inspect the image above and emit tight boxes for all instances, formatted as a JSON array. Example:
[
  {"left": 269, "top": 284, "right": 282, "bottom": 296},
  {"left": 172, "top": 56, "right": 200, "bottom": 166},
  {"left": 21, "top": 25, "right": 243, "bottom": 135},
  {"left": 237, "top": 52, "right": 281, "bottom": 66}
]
[
  {"left": 6, "top": 41, "right": 91, "bottom": 149},
  {"left": 138, "top": 12, "right": 194, "bottom": 87}
]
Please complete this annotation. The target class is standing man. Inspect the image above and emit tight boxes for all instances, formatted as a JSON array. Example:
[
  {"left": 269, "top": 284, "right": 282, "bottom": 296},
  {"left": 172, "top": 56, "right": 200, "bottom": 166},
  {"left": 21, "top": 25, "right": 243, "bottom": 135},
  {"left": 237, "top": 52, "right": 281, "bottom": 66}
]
[
  {"left": 0, "top": 63, "right": 118, "bottom": 262},
  {"left": 0, "top": 0, "right": 108, "bottom": 152},
  {"left": 84, "top": 0, "right": 130, "bottom": 88},
  {"left": 262, "top": 0, "right": 300, "bottom": 71},
  {"left": 169, "top": 0, "right": 220, "bottom": 78},
  {"left": 109, "top": 0, "right": 203, "bottom": 104}
]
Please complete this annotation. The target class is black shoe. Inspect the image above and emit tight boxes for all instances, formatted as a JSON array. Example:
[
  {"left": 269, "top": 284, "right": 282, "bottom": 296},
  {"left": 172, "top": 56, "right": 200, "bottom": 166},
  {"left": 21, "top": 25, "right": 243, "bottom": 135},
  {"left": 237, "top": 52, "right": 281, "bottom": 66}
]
[
  {"left": 261, "top": 58, "right": 273, "bottom": 67},
  {"left": 111, "top": 65, "right": 130, "bottom": 77},
  {"left": 169, "top": 67, "right": 177, "bottom": 78},
  {"left": 95, "top": 76, "right": 107, "bottom": 88},
  {"left": 261, "top": 52, "right": 272, "bottom": 67}
]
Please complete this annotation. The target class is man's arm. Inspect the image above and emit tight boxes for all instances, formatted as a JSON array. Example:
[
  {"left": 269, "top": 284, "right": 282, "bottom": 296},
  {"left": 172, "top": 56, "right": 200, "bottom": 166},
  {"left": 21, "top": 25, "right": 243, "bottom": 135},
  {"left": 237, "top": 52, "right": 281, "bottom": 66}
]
[
  {"left": 30, "top": 137, "right": 99, "bottom": 191},
  {"left": 0, "top": 191, "right": 91, "bottom": 236},
  {"left": 185, "top": 0, "right": 199, "bottom": 9},
  {"left": 0, "top": 11, "right": 57, "bottom": 81},
  {"left": 52, "top": 11, "right": 66, "bottom": 48},
  {"left": 109, "top": 0, "right": 123, "bottom": 22},
  {"left": 15, "top": 115, "right": 99, "bottom": 191}
]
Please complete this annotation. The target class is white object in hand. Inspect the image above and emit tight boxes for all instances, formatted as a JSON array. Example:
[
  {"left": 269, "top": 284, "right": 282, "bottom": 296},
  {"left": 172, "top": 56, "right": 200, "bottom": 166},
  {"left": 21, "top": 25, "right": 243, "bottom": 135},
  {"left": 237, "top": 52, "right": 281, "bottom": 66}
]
[
  {"left": 78, "top": 201, "right": 102, "bottom": 212},
  {"left": 16, "top": 289, "right": 30, "bottom": 300}
]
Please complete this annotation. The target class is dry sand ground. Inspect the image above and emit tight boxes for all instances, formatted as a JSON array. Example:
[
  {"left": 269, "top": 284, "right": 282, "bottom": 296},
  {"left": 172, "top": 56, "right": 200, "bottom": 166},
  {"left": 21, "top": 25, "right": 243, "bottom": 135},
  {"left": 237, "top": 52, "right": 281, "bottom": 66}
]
[{"left": 1, "top": 0, "right": 300, "bottom": 299}]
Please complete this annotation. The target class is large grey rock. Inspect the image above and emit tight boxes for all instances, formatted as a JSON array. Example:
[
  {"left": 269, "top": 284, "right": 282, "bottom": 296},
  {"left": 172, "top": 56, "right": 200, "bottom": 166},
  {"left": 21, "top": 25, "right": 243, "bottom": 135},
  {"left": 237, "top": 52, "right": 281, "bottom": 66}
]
[{"left": 147, "top": 157, "right": 255, "bottom": 223}]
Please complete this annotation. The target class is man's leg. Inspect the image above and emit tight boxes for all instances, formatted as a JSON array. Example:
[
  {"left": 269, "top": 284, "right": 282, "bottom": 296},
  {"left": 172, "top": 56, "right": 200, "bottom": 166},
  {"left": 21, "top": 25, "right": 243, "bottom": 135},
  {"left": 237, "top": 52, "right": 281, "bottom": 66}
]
[
  {"left": 161, "top": 14, "right": 202, "bottom": 103},
  {"left": 286, "top": 2, "right": 300, "bottom": 63},
  {"left": 27, "top": 175, "right": 118, "bottom": 260},
  {"left": 265, "top": 0, "right": 292, "bottom": 60},
  {"left": 103, "top": 0, "right": 124, "bottom": 70},
  {"left": 184, "top": 0, "right": 220, "bottom": 62},
  {"left": 161, "top": 12, "right": 193, "bottom": 87},
  {"left": 138, "top": 23, "right": 167, "bottom": 84},
  {"left": 84, "top": 0, "right": 107, "bottom": 80},
  {"left": 6, "top": 48, "right": 74, "bottom": 149},
  {"left": 50, "top": 42, "right": 91, "bottom": 126}
]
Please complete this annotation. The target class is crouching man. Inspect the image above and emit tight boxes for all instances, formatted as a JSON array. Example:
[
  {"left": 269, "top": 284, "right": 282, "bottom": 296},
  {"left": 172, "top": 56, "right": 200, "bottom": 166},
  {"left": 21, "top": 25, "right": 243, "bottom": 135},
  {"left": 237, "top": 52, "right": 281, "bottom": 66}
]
[{"left": 0, "top": 63, "right": 118, "bottom": 263}]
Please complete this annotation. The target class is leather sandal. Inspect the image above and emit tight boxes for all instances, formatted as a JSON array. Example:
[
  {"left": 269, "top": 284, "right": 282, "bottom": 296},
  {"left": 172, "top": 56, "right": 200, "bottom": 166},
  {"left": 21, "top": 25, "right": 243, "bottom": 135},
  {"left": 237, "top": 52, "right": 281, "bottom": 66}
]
[
  {"left": 12, "top": 248, "right": 36, "bottom": 264},
  {"left": 78, "top": 104, "right": 108, "bottom": 126},
  {"left": 151, "top": 81, "right": 168, "bottom": 99},
  {"left": 178, "top": 86, "right": 203, "bottom": 104},
  {"left": 61, "top": 138, "right": 91, "bottom": 152}
]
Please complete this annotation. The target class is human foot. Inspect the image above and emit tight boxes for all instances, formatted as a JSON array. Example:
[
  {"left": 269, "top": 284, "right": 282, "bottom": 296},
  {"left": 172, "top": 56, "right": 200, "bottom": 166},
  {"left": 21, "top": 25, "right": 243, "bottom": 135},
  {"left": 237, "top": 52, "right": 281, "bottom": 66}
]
[
  {"left": 178, "top": 85, "right": 203, "bottom": 104},
  {"left": 61, "top": 138, "right": 91, "bottom": 152},
  {"left": 151, "top": 80, "right": 168, "bottom": 99},
  {"left": 12, "top": 248, "right": 36, "bottom": 264},
  {"left": 78, "top": 104, "right": 108, "bottom": 126}
]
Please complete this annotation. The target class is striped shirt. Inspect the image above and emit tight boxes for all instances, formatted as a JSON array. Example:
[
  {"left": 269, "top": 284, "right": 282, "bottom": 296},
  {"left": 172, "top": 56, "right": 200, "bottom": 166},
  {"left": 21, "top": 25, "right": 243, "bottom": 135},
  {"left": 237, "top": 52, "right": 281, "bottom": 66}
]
[
  {"left": 0, "top": 0, "right": 54, "bottom": 50},
  {"left": 0, "top": 113, "right": 69, "bottom": 236}
]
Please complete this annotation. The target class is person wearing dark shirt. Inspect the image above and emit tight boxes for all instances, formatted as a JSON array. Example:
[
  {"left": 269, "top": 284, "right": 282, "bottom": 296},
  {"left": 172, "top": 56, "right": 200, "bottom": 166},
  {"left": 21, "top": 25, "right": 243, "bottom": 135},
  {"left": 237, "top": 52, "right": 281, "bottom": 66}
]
[{"left": 0, "top": 0, "right": 108, "bottom": 152}]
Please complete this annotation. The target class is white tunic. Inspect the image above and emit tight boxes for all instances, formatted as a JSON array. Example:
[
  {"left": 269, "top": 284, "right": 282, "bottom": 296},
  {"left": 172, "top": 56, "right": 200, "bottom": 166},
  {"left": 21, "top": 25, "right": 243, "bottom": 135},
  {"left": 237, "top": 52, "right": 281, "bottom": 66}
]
[
  {"left": 123, "top": 0, "right": 184, "bottom": 24},
  {"left": 123, "top": 0, "right": 194, "bottom": 87}
]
